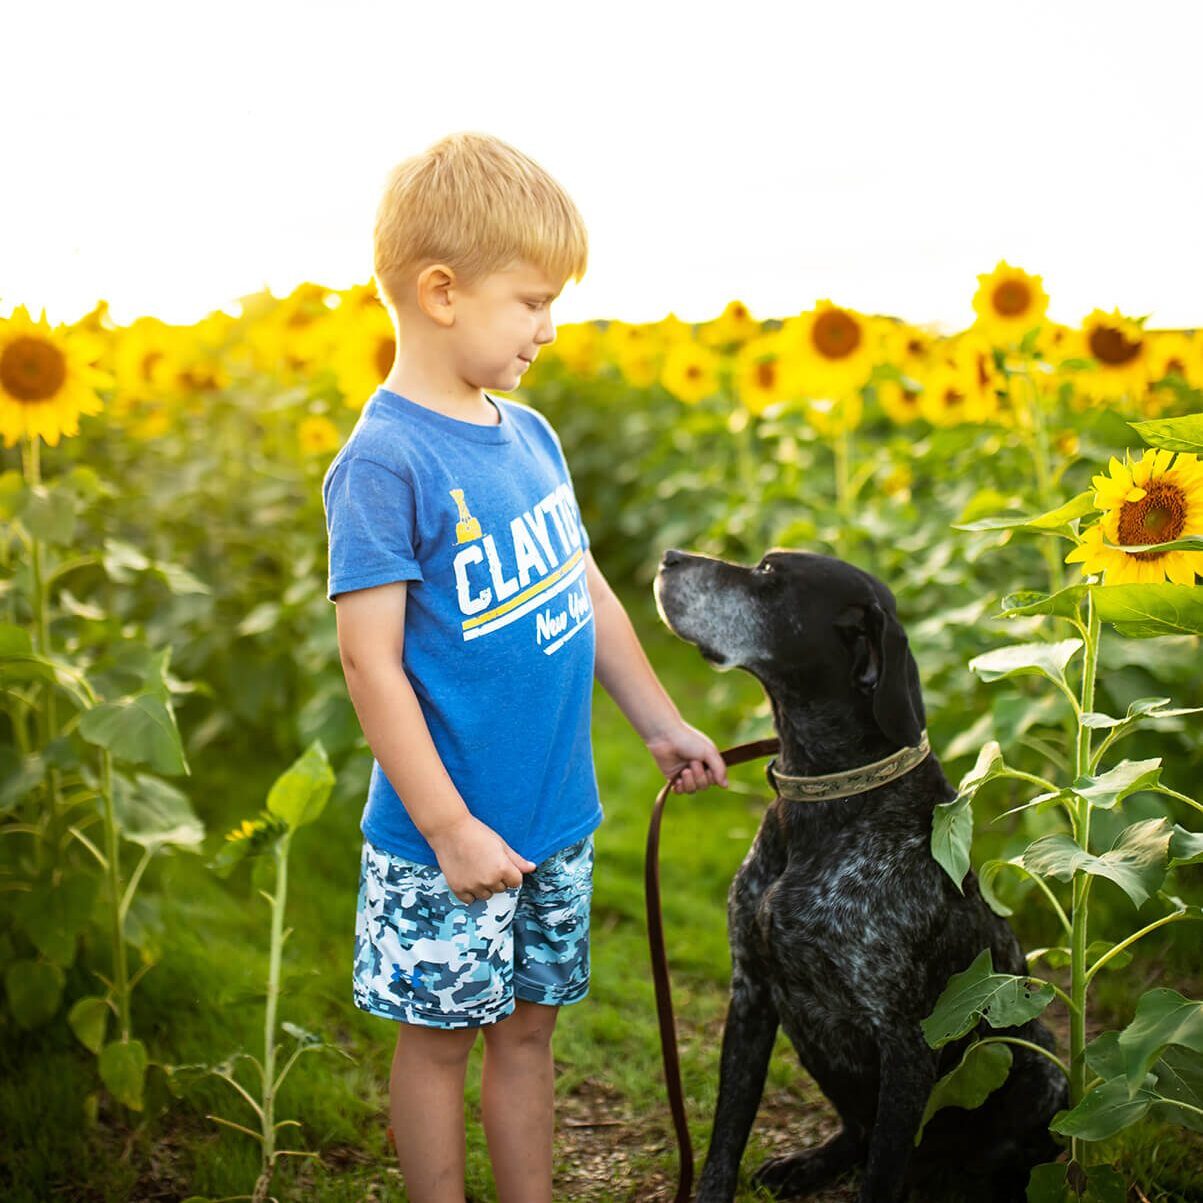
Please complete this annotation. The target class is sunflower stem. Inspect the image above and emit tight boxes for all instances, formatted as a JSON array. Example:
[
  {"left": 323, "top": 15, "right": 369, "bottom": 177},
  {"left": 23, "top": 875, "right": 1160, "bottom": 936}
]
[
  {"left": 834, "top": 417, "right": 852, "bottom": 560},
  {"left": 1068, "top": 591, "right": 1102, "bottom": 1169},
  {"left": 1017, "top": 369, "right": 1066, "bottom": 597},
  {"left": 20, "top": 432, "right": 62, "bottom": 875}
]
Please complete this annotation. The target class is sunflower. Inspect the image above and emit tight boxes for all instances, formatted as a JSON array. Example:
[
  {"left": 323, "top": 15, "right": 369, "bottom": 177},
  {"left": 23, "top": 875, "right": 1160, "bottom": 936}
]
[
  {"left": 734, "top": 331, "right": 792, "bottom": 416},
  {"left": 1143, "top": 330, "right": 1203, "bottom": 415},
  {"left": 660, "top": 339, "right": 722, "bottom": 405},
  {"left": 327, "top": 296, "right": 397, "bottom": 410},
  {"left": 1072, "top": 308, "right": 1151, "bottom": 400},
  {"left": 876, "top": 378, "right": 924, "bottom": 426},
  {"left": 298, "top": 414, "right": 341, "bottom": 456},
  {"left": 971, "top": 261, "right": 1049, "bottom": 345},
  {"left": 697, "top": 299, "right": 761, "bottom": 350},
  {"left": 781, "top": 301, "right": 876, "bottom": 397},
  {"left": 1065, "top": 448, "right": 1203, "bottom": 585},
  {"left": 243, "top": 282, "right": 337, "bottom": 377},
  {"left": 547, "top": 320, "right": 604, "bottom": 376},
  {"left": 603, "top": 320, "right": 662, "bottom": 389},
  {"left": 916, "top": 360, "right": 998, "bottom": 427},
  {"left": 0, "top": 306, "right": 112, "bottom": 448}
]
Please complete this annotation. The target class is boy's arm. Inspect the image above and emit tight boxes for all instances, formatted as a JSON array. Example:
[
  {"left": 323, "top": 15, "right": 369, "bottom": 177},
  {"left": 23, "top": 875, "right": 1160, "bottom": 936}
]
[
  {"left": 584, "top": 550, "right": 728, "bottom": 792},
  {"left": 334, "top": 583, "right": 536, "bottom": 894}
]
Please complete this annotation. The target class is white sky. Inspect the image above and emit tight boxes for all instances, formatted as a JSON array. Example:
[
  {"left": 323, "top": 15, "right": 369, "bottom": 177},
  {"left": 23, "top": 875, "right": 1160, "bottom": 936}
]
[{"left": 4, "top": 0, "right": 1200, "bottom": 335}]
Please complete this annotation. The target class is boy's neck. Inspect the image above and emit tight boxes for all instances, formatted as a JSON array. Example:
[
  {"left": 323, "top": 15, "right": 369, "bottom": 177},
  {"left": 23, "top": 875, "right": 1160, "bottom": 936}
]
[{"left": 381, "top": 371, "right": 500, "bottom": 426}]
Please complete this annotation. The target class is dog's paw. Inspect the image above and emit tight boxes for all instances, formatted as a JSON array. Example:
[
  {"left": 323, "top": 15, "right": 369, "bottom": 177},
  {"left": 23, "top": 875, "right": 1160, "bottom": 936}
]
[{"left": 750, "top": 1148, "right": 841, "bottom": 1197}]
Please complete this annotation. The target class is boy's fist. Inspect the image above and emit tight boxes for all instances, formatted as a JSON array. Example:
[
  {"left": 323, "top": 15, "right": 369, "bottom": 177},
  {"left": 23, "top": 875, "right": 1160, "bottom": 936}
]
[{"left": 428, "top": 813, "right": 536, "bottom": 903}]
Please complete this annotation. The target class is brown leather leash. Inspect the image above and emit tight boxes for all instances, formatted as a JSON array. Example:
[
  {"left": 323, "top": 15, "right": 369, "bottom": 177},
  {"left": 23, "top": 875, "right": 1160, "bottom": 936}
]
[{"left": 645, "top": 737, "right": 780, "bottom": 1203}]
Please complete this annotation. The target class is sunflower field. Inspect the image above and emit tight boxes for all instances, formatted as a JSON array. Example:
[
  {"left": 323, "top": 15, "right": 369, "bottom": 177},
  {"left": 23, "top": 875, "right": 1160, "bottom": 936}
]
[{"left": 2, "top": 259, "right": 1202, "bottom": 1202}]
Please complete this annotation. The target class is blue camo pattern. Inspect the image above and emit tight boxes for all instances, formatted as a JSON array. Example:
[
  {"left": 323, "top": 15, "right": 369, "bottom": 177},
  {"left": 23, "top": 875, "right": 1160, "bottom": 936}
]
[{"left": 352, "top": 832, "right": 593, "bottom": 1028}]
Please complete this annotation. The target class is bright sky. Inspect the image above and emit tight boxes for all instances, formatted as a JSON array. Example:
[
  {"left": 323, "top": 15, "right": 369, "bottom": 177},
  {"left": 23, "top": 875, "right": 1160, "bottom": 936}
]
[{"left": 4, "top": 0, "right": 1200, "bottom": 335}]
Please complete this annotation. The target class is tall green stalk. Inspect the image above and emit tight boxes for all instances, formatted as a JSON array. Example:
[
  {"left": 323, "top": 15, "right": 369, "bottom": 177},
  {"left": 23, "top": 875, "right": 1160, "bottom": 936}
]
[{"left": 1068, "top": 594, "right": 1102, "bottom": 1165}]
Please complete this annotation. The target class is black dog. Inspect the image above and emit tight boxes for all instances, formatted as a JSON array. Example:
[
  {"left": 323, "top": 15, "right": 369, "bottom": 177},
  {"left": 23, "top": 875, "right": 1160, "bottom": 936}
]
[{"left": 652, "top": 547, "right": 1067, "bottom": 1203}]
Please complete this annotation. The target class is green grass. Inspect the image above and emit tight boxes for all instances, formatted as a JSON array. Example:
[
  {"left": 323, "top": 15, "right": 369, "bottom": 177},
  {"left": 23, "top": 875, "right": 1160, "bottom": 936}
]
[{"left": 2, "top": 582, "right": 1201, "bottom": 1201}]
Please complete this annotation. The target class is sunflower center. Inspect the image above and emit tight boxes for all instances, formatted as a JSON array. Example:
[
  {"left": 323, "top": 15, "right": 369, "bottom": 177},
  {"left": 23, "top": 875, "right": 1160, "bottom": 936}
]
[
  {"left": 1116, "top": 481, "right": 1187, "bottom": 557},
  {"left": 811, "top": 310, "right": 861, "bottom": 360},
  {"left": 0, "top": 335, "right": 68, "bottom": 403},
  {"left": 1088, "top": 325, "right": 1142, "bottom": 367},
  {"left": 993, "top": 280, "right": 1032, "bottom": 317},
  {"left": 755, "top": 361, "right": 776, "bottom": 389},
  {"left": 685, "top": 364, "right": 701, "bottom": 380}
]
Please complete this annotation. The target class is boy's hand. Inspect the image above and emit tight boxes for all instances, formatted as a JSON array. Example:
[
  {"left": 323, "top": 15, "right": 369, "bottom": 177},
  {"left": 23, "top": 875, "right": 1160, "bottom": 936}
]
[
  {"left": 645, "top": 720, "right": 729, "bottom": 794},
  {"left": 427, "top": 814, "right": 536, "bottom": 904}
]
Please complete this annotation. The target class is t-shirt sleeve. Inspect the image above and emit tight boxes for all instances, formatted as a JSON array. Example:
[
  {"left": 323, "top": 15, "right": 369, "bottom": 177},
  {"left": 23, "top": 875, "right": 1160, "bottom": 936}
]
[{"left": 322, "top": 456, "right": 424, "bottom": 602}]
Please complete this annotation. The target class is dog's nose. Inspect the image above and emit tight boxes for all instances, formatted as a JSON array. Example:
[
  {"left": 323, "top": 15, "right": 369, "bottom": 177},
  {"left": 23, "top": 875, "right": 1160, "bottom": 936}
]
[{"left": 661, "top": 548, "right": 686, "bottom": 568}]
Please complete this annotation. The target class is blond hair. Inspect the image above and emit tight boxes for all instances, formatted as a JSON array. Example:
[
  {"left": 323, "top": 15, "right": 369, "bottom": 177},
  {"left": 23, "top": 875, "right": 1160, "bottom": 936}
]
[{"left": 372, "top": 132, "right": 589, "bottom": 317}]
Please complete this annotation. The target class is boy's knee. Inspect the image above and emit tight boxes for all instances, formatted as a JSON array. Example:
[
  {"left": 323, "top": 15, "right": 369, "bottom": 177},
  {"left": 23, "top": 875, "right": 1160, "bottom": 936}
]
[
  {"left": 395, "top": 1020, "right": 479, "bottom": 1066},
  {"left": 481, "top": 1000, "right": 558, "bottom": 1051}
]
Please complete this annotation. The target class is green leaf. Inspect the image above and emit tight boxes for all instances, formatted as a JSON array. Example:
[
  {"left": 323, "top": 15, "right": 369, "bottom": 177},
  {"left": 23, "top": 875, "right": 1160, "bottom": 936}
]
[
  {"left": 1023, "top": 818, "right": 1172, "bottom": 908},
  {"left": 99, "top": 1038, "right": 148, "bottom": 1111},
  {"left": 976, "top": 857, "right": 1022, "bottom": 917},
  {"left": 1025, "top": 1159, "right": 1128, "bottom": 1203},
  {"left": 968, "top": 639, "right": 1082, "bottom": 690},
  {"left": 4, "top": 958, "right": 65, "bottom": 1027},
  {"left": 1115, "top": 988, "right": 1203, "bottom": 1099},
  {"left": 13, "top": 872, "right": 98, "bottom": 966},
  {"left": 1105, "top": 534, "right": 1203, "bottom": 555},
  {"left": 931, "top": 793, "right": 973, "bottom": 894},
  {"left": 1150, "top": 1043, "right": 1203, "bottom": 1132},
  {"left": 78, "top": 691, "right": 189, "bottom": 776},
  {"left": 111, "top": 772, "right": 205, "bottom": 851},
  {"left": 265, "top": 740, "right": 335, "bottom": 830},
  {"left": 952, "top": 490, "right": 1096, "bottom": 535},
  {"left": 0, "top": 747, "right": 46, "bottom": 814},
  {"left": 23, "top": 483, "right": 77, "bottom": 544},
  {"left": 1069, "top": 758, "right": 1163, "bottom": 810},
  {"left": 1169, "top": 824, "right": 1203, "bottom": 866},
  {"left": 916, "top": 1040, "right": 1012, "bottom": 1144},
  {"left": 1091, "top": 583, "right": 1203, "bottom": 638},
  {"left": 68, "top": 996, "right": 111, "bottom": 1054},
  {"left": 921, "top": 948, "right": 1055, "bottom": 1048},
  {"left": 1050, "top": 1073, "right": 1154, "bottom": 1139},
  {"left": 998, "top": 586, "right": 1089, "bottom": 620},
  {"left": 1128, "top": 412, "right": 1203, "bottom": 453},
  {"left": 1051, "top": 1045, "right": 1203, "bottom": 1140}
]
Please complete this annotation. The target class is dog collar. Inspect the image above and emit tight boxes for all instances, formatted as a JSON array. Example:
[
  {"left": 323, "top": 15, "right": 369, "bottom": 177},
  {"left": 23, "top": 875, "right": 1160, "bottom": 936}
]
[{"left": 765, "top": 729, "right": 931, "bottom": 802}]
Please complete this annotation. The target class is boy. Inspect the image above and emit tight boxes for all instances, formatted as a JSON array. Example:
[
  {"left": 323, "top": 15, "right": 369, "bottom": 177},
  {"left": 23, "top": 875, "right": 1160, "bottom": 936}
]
[{"left": 322, "top": 131, "right": 729, "bottom": 1203}]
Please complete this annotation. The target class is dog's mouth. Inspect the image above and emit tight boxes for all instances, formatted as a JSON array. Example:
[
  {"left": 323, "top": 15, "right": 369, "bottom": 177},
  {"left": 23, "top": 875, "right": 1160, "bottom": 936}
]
[{"left": 697, "top": 642, "right": 730, "bottom": 668}]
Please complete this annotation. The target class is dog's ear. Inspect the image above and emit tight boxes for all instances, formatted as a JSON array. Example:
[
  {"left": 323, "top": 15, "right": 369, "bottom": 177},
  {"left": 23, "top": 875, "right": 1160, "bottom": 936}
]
[{"left": 840, "top": 600, "right": 925, "bottom": 748}]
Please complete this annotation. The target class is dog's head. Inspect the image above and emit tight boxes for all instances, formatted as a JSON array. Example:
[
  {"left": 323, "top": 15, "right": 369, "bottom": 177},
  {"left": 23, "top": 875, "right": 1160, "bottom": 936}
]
[{"left": 653, "top": 547, "right": 925, "bottom": 748}]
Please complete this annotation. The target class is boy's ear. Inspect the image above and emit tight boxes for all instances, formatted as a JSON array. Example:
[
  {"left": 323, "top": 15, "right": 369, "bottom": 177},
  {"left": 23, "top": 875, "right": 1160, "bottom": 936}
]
[{"left": 416, "top": 264, "right": 457, "bottom": 325}]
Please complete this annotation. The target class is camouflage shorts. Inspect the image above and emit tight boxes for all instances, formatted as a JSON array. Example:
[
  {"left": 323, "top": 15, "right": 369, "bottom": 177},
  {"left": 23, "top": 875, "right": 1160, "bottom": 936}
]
[{"left": 352, "top": 832, "right": 594, "bottom": 1028}]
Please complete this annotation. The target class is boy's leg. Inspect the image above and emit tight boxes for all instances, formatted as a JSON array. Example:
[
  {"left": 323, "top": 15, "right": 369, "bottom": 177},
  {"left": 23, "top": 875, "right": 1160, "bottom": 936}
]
[
  {"left": 390, "top": 1020, "right": 479, "bottom": 1203},
  {"left": 480, "top": 998, "right": 559, "bottom": 1203}
]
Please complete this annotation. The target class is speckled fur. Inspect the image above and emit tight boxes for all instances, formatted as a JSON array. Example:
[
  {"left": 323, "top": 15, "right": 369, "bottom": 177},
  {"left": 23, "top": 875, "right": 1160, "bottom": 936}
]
[{"left": 653, "top": 548, "right": 1068, "bottom": 1203}]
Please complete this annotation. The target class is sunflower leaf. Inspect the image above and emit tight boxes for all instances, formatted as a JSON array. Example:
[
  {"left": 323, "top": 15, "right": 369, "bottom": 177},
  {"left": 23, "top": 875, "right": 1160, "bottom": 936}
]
[
  {"left": 1103, "top": 534, "right": 1203, "bottom": 555},
  {"left": 1091, "top": 584, "right": 1203, "bottom": 638},
  {"left": 968, "top": 640, "right": 1083, "bottom": 690},
  {"left": 1128, "top": 414, "right": 1203, "bottom": 453}
]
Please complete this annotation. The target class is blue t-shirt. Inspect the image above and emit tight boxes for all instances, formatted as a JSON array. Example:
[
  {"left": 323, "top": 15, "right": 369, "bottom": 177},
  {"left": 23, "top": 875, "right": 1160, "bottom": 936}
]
[{"left": 321, "top": 385, "right": 603, "bottom": 866}]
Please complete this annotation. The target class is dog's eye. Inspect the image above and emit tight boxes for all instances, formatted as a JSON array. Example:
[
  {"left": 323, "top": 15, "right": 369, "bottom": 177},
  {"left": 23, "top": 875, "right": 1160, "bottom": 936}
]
[{"left": 757, "top": 561, "right": 776, "bottom": 575}]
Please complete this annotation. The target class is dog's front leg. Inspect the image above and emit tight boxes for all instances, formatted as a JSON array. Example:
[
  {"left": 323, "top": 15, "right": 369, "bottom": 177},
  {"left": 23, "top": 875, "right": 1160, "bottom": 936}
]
[
  {"left": 857, "top": 1026, "right": 936, "bottom": 1203},
  {"left": 694, "top": 961, "right": 779, "bottom": 1203}
]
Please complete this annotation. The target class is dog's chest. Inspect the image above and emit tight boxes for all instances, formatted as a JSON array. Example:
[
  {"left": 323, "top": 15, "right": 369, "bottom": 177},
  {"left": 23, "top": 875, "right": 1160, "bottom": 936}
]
[{"left": 734, "top": 817, "right": 941, "bottom": 1022}]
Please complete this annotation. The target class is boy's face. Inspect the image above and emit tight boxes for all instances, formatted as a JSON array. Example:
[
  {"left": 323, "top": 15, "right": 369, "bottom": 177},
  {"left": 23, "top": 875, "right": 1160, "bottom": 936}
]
[{"left": 451, "top": 259, "right": 563, "bottom": 393}]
